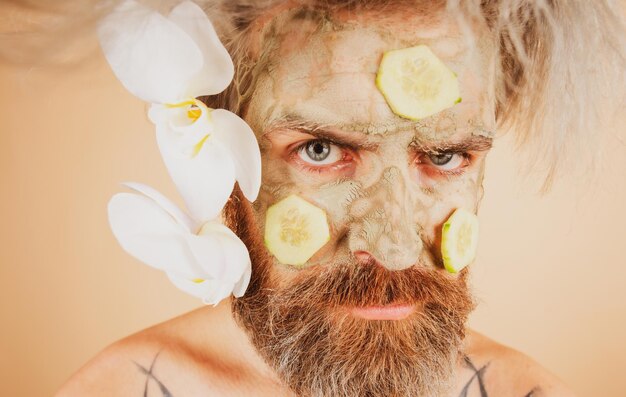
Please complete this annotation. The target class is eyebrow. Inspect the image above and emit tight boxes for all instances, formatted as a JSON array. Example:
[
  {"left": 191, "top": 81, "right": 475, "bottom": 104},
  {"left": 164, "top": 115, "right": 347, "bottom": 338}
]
[
  {"left": 265, "top": 115, "right": 494, "bottom": 152},
  {"left": 264, "top": 116, "right": 379, "bottom": 150},
  {"left": 410, "top": 135, "right": 493, "bottom": 153}
]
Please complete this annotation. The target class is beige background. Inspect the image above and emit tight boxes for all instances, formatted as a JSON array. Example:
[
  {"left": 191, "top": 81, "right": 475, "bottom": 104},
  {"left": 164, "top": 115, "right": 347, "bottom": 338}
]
[{"left": 1, "top": 21, "right": 625, "bottom": 397}]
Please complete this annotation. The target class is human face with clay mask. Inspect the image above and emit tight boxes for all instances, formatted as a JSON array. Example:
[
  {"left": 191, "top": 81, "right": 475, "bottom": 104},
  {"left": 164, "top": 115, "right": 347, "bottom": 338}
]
[
  {"left": 244, "top": 13, "right": 494, "bottom": 273},
  {"left": 227, "top": 6, "right": 495, "bottom": 397}
]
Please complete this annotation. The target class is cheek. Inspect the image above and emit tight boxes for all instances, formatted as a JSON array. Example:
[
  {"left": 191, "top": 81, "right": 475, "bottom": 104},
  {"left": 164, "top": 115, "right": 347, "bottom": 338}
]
[
  {"left": 250, "top": 154, "right": 299, "bottom": 230},
  {"left": 418, "top": 164, "right": 485, "bottom": 270},
  {"left": 250, "top": 152, "right": 346, "bottom": 268},
  {"left": 260, "top": 167, "right": 360, "bottom": 237},
  {"left": 418, "top": 175, "right": 482, "bottom": 245}
]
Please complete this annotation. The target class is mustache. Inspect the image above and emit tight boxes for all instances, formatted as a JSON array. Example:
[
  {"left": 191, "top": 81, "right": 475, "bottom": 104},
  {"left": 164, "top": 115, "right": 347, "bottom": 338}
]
[{"left": 267, "top": 258, "right": 473, "bottom": 310}]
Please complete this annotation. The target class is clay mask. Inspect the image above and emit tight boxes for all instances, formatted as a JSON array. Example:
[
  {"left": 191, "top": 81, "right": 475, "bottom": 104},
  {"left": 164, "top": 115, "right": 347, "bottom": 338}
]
[{"left": 245, "top": 13, "right": 496, "bottom": 273}]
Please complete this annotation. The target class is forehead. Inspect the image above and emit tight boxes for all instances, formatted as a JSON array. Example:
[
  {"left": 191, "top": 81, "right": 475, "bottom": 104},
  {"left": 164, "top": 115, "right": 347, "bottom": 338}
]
[{"left": 245, "top": 8, "right": 497, "bottom": 140}]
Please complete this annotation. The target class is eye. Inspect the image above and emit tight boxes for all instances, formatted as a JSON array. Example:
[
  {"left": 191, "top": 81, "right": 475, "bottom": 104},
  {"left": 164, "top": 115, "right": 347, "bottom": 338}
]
[
  {"left": 297, "top": 140, "right": 343, "bottom": 165},
  {"left": 424, "top": 152, "right": 466, "bottom": 171}
]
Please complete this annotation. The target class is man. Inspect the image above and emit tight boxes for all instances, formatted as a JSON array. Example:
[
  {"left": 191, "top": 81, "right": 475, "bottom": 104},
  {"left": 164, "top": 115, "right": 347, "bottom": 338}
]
[{"left": 58, "top": 0, "right": 624, "bottom": 396}]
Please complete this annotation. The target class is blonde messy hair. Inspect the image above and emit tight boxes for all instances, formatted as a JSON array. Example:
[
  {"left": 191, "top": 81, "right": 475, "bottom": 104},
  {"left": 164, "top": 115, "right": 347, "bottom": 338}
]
[{"left": 3, "top": 0, "right": 624, "bottom": 189}]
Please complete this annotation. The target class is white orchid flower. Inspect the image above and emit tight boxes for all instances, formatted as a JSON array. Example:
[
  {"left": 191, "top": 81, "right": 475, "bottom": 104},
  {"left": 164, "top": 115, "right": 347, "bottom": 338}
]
[
  {"left": 98, "top": 0, "right": 261, "bottom": 221},
  {"left": 108, "top": 182, "right": 252, "bottom": 305}
]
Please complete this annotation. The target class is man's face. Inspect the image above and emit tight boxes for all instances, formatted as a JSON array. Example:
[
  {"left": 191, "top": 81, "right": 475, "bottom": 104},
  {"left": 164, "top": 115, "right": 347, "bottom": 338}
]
[{"left": 230, "top": 7, "right": 496, "bottom": 397}]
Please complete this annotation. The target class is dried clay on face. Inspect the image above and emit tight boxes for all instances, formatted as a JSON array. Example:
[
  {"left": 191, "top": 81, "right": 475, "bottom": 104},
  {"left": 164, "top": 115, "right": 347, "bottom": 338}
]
[
  {"left": 245, "top": 14, "right": 497, "bottom": 273},
  {"left": 258, "top": 124, "right": 487, "bottom": 272}
]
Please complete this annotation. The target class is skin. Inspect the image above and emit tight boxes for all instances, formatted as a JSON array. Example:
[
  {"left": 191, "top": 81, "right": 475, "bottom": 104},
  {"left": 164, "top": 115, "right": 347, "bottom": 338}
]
[
  {"left": 57, "top": 7, "right": 575, "bottom": 397},
  {"left": 246, "top": 11, "right": 495, "bottom": 276}
]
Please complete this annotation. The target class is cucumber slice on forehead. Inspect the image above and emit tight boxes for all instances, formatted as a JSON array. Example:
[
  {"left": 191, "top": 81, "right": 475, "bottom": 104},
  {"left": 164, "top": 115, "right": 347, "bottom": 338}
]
[
  {"left": 264, "top": 194, "right": 330, "bottom": 266},
  {"left": 441, "top": 208, "right": 479, "bottom": 273},
  {"left": 376, "top": 45, "right": 461, "bottom": 120}
]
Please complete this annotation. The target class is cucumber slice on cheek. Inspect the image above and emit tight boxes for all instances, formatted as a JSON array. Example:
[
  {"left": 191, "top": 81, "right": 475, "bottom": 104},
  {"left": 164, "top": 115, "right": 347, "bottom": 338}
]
[
  {"left": 264, "top": 195, "right": 331, "bottom": 267},
  {"left": 441, "top": 208, "right": 479, "bottom": 273},
  {"left": 376, "top": 45, "right": 461, "bottom": 120}
]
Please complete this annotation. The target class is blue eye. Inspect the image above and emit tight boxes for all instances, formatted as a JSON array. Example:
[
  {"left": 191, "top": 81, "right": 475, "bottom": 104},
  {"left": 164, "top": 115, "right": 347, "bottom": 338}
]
[
  {"left": 425, "top": 152, "right": 465, "bottom": 171},
  {"left": 428, "top": 153, "right": 454, "bottom": 165},
  {"left": 298, "top": 140, "right": 342, "bottom": 165},
  {"left": 305, "top": 141, "right": 331, "bottom": 161}
]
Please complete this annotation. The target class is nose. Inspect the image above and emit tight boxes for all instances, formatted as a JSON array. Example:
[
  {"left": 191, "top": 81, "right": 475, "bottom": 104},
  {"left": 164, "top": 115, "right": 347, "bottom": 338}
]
[
  {"left": 353, "top": 250, "right": 386, "bottom": 269},
  {"left": 348, "top": 166, "right": 424, "bottom": 271}
]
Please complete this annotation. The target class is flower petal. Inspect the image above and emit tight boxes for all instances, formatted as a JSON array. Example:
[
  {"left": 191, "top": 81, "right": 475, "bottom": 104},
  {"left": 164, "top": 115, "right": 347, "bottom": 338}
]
[
  {"left": 108, "top": 191, "right": 204, "bottom": 278},
  {"left": 167, "top": 273, "right": 236, "bottom": 306},
  {"left": 156, "top": 111, "right": 236, "bottom": 222},
  {"left": 184, "top": 222, "right": 251, "bottom": 281},
  {"left": 232, "top": 264, "right": 252, "bottom": 298},
  {"left": 211, "top": 109, "right": 262, "bottom": 202},
  {"left": 149, "top": 101, "right": 213, "bottom": 155},
  {"left": 122, "top": 181, "right": 196, "bottom": 232},
  {"left": 97, "top": 0, "right": 203, "bottom": 103},
  {"left": 167, "top": 1, "right": 234, "bottom": 97}
]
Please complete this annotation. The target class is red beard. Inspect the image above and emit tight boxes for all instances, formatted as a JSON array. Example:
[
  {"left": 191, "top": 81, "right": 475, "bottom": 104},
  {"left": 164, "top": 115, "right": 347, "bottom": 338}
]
[{"left": 226, "top": 194, "right": 475, "bottom": 397}]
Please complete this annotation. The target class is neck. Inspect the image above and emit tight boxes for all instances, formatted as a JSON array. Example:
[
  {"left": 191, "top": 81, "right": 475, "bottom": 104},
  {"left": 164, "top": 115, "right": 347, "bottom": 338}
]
[{"left": 210, "top": 300, "right": 285, "bottom": 387}]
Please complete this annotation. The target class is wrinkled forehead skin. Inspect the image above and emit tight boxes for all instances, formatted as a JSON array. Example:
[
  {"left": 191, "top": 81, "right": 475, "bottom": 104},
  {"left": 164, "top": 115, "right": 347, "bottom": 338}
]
[{"left": 243, "top": 6, "right": 498, "bottom": 273}]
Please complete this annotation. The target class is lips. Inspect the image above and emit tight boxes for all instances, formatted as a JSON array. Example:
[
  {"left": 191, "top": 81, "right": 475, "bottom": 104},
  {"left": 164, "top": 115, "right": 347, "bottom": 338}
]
[{"left": 348, "top": 303, "right": 417, "bottom": 320}]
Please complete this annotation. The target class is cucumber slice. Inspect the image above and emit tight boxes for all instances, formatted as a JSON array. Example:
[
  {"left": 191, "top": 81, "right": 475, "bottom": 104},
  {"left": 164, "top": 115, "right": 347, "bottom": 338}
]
[
  {"left": 376, "top": 45, "right": 461, "bottom": 120},
  {"left": 441, "top": 208, "right": 479, "bottom": 273},
  {"left": 264, "top": 194, "right": 330, "bottom": 266}
]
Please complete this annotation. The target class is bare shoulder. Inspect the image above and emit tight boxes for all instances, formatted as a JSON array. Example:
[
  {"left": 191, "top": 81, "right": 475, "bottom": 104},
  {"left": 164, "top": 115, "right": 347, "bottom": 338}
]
[
  {"left": 461, "top": 330, "right": 577, "bottom": 397},
  {"left": 55, "top": 304, "right": 245, "bottom": 397},
  {"left": 55, "top": 331, "right": 167, "bottom": 397}
]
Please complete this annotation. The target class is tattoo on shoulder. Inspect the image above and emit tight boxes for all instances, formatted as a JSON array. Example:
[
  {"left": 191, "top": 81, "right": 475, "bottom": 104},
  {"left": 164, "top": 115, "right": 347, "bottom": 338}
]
[
  {"left": 459, "top": 355, "right": 490, "bottom": 397},
  {"left": 459, "top": 355, "right": 541, "bottom": 397},
  {"left": 133, "top": 352, "right": 175, "bottom": 397},
  {"left": 523, "top": 387, "right": 541, "bottom": 397}
]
